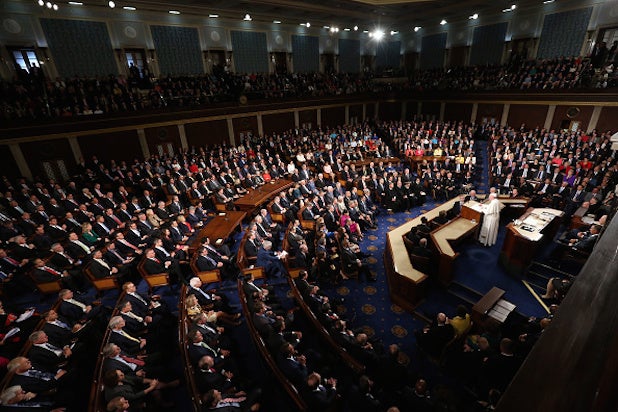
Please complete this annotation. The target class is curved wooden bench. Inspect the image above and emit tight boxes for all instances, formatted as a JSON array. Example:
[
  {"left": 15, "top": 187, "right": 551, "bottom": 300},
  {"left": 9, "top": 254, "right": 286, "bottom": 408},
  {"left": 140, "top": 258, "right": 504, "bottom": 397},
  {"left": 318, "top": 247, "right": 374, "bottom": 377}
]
[
  {"left": 189, "top": 253, "right": 221, "bottom": 286},
  {"left": 237, "top": 279, "right": 308, "bottom": 411},
  {"left": 88, "top": 291, "right": 126, "bottom": 412},
  {"left": 286, "top": 275, "right": 365, "bottom": 375},
  {"left": 28, "top": 270, "right": 63, "bottom": 295},
  {"left": 136, "top": 258, "right": 169, "bottom": 292},
  {"left": 84, "top": 262, "right": 119, "bottom": 295},
  {"left": 179, "top": 284, "right": 201, "bottom": 412}
]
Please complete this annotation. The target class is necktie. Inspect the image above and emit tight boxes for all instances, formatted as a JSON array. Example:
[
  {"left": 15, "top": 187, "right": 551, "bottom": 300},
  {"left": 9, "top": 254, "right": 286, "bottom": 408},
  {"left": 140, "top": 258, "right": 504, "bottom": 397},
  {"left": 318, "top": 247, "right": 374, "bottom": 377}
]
[
  {"left": 43, "top": 343, "right": 62, "bottom": 356},
  {"left": 4, "top": 257, "right": 18, "bottom": 266},
  {"left": 130, "top": 292, "right": 147, "bottom": 306},
  {"left": 26, "top": 369, "right": 54, "bottom": 381},
  {"left": 54, "top": 320, "right": 70, "bottom": 330},
  {"left": 114, "top": 355, "right": 137, "bottom": 370},
  {"left": 96, "top": 259, "right": 110, "bottom": 270},
  {"left": 120, "top": 330, "right": 141, "bottom": 343},
  {"left": 207, "top": 245, "right": 221, "bottom": 258},
  {"left": 120, "top": 354, "right": 145, "bottom": 366},
  {"left": 44, "top": 266, "right": 61, "bottom": 276},
  {"left": 67, "top": 299, "right": 86, "bottom": 311}
]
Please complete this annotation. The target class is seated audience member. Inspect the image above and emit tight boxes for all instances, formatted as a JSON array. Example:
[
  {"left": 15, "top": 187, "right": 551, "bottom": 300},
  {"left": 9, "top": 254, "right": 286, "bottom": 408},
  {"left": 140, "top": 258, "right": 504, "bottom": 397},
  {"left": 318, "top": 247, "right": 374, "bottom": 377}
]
[
  {"left": 480, "top": 338, "right": 522, "bottom": 393},
  {"left": 302, "top": 372, "right": 338, "bottom": 410},
  {"left": 415, "top": 313, "right": 455, "bottom": 358},
  {"left": 449, "top": 305, "right": 472, "bottom": 338},
  {"left": 256, "top": 241, "right": 287, "bottom": 278},
  {"left": 201, "top": 388, "right": 261, "bottom": 412}
]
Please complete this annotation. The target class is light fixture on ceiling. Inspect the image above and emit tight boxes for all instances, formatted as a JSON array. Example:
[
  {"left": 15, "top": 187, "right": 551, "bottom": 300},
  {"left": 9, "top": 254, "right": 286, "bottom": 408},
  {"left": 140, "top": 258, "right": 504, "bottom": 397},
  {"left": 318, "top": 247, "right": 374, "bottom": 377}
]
[
  {"left": 469, "top": 13, "right": 478, "bottom": 19},
  {"left": 543, "top": 0, "right": 554, "bottom": 3},
  {"left": 209, "top": 14, "right": 219, "bottom": 18},
  {"left": 243, "top": 13, "right": 251, "bottom": 21},
  {"left": 440, "top": 19, "right": 447, "bottom": 25},
  {"left": 46, "top": 1, "right": 52, "bottom": 8},
  {"left": 390, "top": 30, "right": 398, "bottom": 35},
  {"left": 354, "top": 25, "right": 358, "bottom": 31},
  {"left": 362, "top": 30, "right": 369, "bottom": 33},
  {"left": 169, "top": 10, "right": 180, "bottom": 14},
  {"left": 68, "top": 1, "right": 83, "bottom": 4},
  {"left": 37, "top": 0, "right": 44, "bottom": 5},
  {"left": 330, "top": 26, "right": 339, "bottom": 33},
  {"left": 323, "top": 25, "right": 330, "bottom": 29},
  {"left": 273, "top": 20, "right": 281, "bottom": 24},
  {"left": 372, "top": 30, "right": 385, "bottom": 40},
  {"left": 52, "top": 3, "right": 58, "bottom": 9},
  {"left": 414, "top": 26, "right": 421, "bottom": 32},
  {"left": 503, "top": 4, "right": 516, "bottom": 12},
  {"left": 108, "top": 0, "right": 115, "bottom": 8},
  {"left": 123, "top": 6, "right": 136, "bottom": 10},
  {"left": 344, "top": 28, "right": 351, "bottom": 31},
  {"left": 306, "top": 22, "right": 310, "bottom": 27}
]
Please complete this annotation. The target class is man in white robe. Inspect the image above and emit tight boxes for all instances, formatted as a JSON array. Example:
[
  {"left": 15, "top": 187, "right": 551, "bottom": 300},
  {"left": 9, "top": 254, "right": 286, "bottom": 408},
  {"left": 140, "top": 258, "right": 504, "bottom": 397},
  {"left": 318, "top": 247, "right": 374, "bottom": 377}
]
[{"left": 479, "top": 194, "right": 502, "bottom": 247}]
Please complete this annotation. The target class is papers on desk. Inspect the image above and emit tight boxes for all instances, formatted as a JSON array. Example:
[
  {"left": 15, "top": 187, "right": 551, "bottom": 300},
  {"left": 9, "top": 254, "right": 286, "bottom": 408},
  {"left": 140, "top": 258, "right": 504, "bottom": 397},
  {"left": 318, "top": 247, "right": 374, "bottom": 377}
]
[{"left": 487, "top": 299, "right": 516, "bottom": 323}]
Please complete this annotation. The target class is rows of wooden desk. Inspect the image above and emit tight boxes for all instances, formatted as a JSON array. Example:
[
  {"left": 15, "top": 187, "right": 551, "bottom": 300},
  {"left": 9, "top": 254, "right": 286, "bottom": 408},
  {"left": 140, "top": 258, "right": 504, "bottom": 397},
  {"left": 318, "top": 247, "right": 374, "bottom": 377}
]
[
  {"left": 189, "top": 211, "right": 246, "bottom": 252},
  {"left": 234, "top": 179, "right": 293, "bottom": 213}
]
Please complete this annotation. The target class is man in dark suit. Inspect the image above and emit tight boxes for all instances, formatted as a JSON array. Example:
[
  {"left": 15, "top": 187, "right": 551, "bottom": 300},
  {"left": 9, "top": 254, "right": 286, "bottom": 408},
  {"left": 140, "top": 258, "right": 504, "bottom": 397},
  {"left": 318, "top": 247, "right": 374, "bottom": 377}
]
[
  {"left": 7, "top": 357, "right": 65, "bottom": 401},
  {"left": 27, "top": 331, "right": 72, "bottom": 373},
  {"left": 41, "top": 309, "right": 77, "bottom": 349},
  {"left": 243, "top": 232, "right": 259, "bottom": 258},
  {"left": 303, "top": 372, "right": 338, "bottom": 410},
  {"left": 31, "top": 258, "right": 82, "bottom": 291},
  {"left": 58, "top": 289, "right": 102, "bottom": 326},
  {"left": 412, "top": 238, "right": 432, "bottom": 258},
  {"left": 256, "top": 241, "right": 286, "bottom": 278},
  {"left": 480, "top": 338, "right": 522, "bottom": 392},
  {"left": 108, "top": 316, "right": 146, "bottom": 356},
  {"left": 415, "top": 312, "right": 455, "bottom": 358},
  {"left": 277, "top": 342, "right": 308, "bottom": 387}
]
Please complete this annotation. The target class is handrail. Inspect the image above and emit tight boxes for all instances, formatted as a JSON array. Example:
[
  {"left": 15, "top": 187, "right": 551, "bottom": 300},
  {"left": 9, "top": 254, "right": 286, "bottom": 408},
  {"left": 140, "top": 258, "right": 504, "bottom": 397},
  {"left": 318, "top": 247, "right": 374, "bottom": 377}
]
[
  {"left": 178, "top": 284, "right": 201, "bottom": 412},
  {"left": 286, "top": 275, "right": 366, "bottom": 375},
  {"left": 236, "top": 279, "right": 308, "bottom": 411}
]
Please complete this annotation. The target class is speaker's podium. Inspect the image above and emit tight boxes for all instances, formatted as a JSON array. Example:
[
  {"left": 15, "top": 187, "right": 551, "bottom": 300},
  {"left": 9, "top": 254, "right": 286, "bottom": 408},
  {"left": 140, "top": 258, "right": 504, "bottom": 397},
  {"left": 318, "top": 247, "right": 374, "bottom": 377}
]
[
  {"left": 500, "top": 207, "right": 564, "bottom": 276},
  {"left": 472, "top": 287, "right": 517, "bottom": 331}
]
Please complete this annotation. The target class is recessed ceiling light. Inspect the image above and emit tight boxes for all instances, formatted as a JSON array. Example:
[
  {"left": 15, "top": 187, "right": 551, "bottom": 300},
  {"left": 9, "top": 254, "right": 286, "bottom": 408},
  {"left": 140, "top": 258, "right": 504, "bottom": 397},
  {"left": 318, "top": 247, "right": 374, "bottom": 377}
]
[
  {"left": 373, "top": 30, "right": 385, "bottom": 40},
  {"left": 68, "top": 1, "right": 83, "bottom": 5},
  {"left": 469, "top": 13, "right": 478, "bottom": 19},
  {"left": 543, "top": 0, "right": 554, "bottom": 3},
  {"left": 209, "top": 14, "right": 219, "bottom": 18},
  {"left": 511, "top": 4, "right": 517, "bottom": 9},
  {"left": 323, "top": 25, "right": 330, "bottom": 29},
  {"left": 344, "top": 28, "right": 351, "bottom": 31},
  {"left": 243, "top": 13, "right": 251, "bottom": 21},
  {"left": 46, "top": 1, "right": 52, "bottom": 8},
  {"left": 306, "top": 22, "right": 310, "bottom": 27},
  {"left": 363, "top": 30, "right": 369, "bottom": 33},
  {"left": 273, "top": 20, "right": 281, "bottom": 24},
  {"left": 390, "top": 30, "right": 398, "bottom": 35},
  {"left": 440, "top": 19, "right": 447, "bottom": 25},
  {"left": 123, "top": 6, "right": 136, "bottom": 10},
  {"left": 38, "top": 0, "right": 44, "bottom": 5},
  {"left": 414, "top": 26, "right": 421, "bottom": 32},
  {"left": 108, "top": 0, "right": 115, "bottom": 8},
  {"left": 169, "top": 10, "right": 180, "bottom": 14},
  {"left": 354, "top": 26, "right": 358, "bottom": 31},
  {"left": 52, "top": 3, "right": 58, "bottom": 9}
]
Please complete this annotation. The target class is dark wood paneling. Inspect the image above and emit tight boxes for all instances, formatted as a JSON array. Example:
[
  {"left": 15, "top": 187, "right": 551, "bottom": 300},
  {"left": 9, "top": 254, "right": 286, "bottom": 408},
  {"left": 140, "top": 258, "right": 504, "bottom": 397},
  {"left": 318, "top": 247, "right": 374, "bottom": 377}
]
[
  {"left": 78, "top": 130, "right": 140, "bottom": 164},
  {"left": 298, "top": 109, "right": 317, "bottom": 129},
  {"left": 596, "top": 106, "right": 618, "bottom": 132},
  {"left": 0, "top": 145, "right": 20, "bottom": 179},
  {"left": 144, "top": 125, "right": 181, "bottom": 155},
  {"left": 321, "top": 106, "right": 345, "bottom": 128},
  {"left": 232, "top": 116, "right": 258, "bottom": 144},
  {"left": 551, "top": 105, "right": 593, "bottom": 131},
  {"left": 262, "top": 112, "right": 295, "bottom": 135},
  {"left": 448, "top": 46, "right": 468, "bottom": 67},
  {"left": 422, "top": 101, "right": 441, "bottom": 119},
  {"left": 477, "top": 103, "right": 504, "bottom": 123},
  {"left": 379, "top": 101, "right": 402, "bottom": 121},
  {"left": 185, "top": 120, "right": 228, "bottom": 148},
  {"left": 349, "top": 104, "right": 363, "bottom": 123},
  {"left": 365, "top": 103, "right": 375, "bottom": 119},
  {"left": 444, "top": 102, "right": 472, "bottom": 123},
  {"left": 20, "top": 139, "right": 75, "bottom": 179},
  {"left": 406, "top": 101, "right": 419, "bottom": 120},
  {"left": 507, "top": 104, "right": 548, "bottom": 129}
]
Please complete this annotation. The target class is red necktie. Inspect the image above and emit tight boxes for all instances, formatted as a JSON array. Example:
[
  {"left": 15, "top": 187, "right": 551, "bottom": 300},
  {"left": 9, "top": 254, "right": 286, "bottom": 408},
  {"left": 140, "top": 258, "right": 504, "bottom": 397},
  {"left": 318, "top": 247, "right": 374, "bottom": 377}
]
[{"left": 121, "top": 355, "right": 145, "bottom": 366}]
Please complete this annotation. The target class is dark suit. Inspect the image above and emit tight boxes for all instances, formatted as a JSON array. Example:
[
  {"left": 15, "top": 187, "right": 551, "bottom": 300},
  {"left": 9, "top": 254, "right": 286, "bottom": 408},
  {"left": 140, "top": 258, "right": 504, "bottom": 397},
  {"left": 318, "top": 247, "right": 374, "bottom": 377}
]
[
  {"left": 109, "top": 329, "right": 142, "bottom": 355},
  {"left": 28, "top": 344, "right": 65, "bottom": 373}
]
